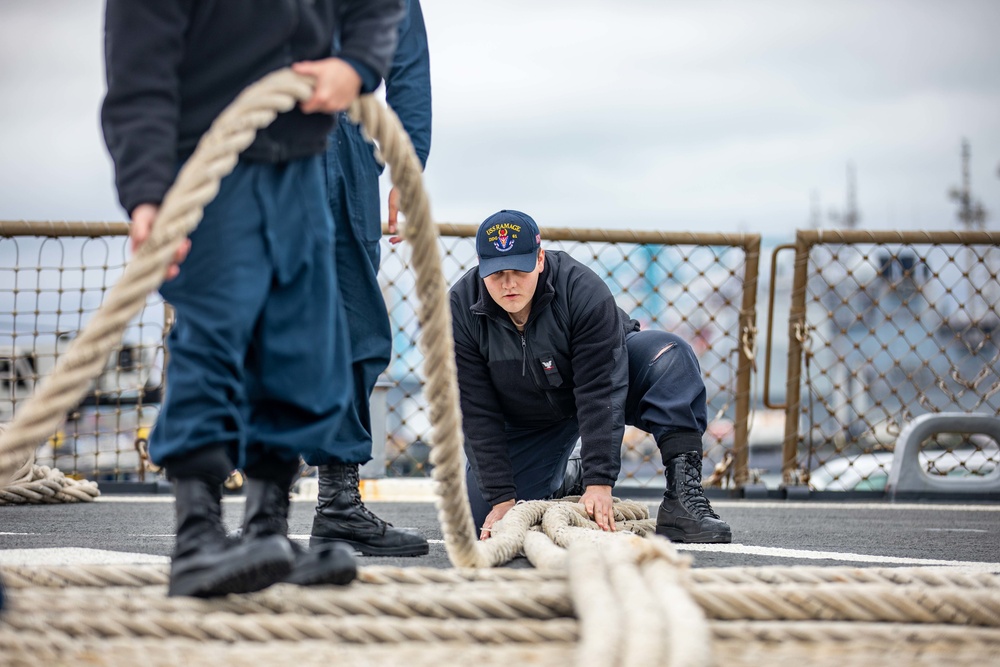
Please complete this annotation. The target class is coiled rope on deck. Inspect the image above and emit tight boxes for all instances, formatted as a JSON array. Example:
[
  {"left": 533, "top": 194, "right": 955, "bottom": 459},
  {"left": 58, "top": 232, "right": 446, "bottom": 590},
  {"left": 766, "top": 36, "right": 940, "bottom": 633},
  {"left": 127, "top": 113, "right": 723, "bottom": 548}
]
[{"left": 0, "top": 452, "right": 98, "bottom": 505}]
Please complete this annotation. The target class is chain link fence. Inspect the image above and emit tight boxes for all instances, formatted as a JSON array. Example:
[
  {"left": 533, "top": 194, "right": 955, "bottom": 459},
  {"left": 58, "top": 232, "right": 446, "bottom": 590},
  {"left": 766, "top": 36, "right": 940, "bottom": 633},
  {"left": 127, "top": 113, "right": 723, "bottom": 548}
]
[
  {"left": 8, "top": 221, "right": 997, "bottom": 493},
  {"left": 772, "top": 230, "right": 1000, "bottom": 491},
  {"left": 2, "top": 221, "right": 761, "bottom": 488},
  {"left": 0, "top": 221, "right": 166, "bottom": 481}
]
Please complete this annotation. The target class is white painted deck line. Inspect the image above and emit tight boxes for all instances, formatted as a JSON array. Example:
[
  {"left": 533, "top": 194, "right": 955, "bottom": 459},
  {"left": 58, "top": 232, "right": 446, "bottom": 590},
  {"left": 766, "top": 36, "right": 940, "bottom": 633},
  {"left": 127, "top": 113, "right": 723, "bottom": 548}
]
[
  {"left": 90, "top": 493, "right": 1000, "bottom": 511},
  {"left": 0, "top": 548, "right": 169, "bottom": 566},
  {"left": 699, "top": 501, "right": 1000, "bottom": 512},
  {"left": 2, "top": 540, "right": 997, "bottom": 572},
  {"left": 674, "top": 542, "right": 1000, "bottom": 571}
]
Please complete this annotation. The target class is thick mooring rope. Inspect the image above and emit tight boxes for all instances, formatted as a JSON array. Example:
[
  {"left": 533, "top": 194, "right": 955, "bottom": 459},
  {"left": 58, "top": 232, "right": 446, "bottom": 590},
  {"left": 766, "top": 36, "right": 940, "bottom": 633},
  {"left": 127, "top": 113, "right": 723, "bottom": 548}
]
[
  {"left": 0, "top": 69, "right": 712, "bottom": 666},
  {"left": 2, "top": 67, "right": 1000, "bottom": 667},
  {"left": 2, "top": 564, "right": 999, "bottom": 664},
  {"left": 345, "top": 96, "right": 480, "bottom": 570},
  {"left": 0, "top": 65, "right": 681, "bottom": 573},
  {"left": 4, "top": 563, "right": 998, "bottom": 592},
  {"left": 0, "top": 70, "right": 318, "bottom": 487},
  {"left": 350, "top": 96, "right": 664, "bottom": 579},
  {"left": 3, "top": 577, "right": 999, "bottom": 664},
  {"left": 4, "top": 631, "right": 999, "bottom": 667}
]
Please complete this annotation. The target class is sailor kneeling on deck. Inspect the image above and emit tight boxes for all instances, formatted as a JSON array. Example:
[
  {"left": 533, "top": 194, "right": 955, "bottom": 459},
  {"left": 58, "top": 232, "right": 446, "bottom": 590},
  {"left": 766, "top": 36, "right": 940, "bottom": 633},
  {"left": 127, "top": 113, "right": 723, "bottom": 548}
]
[{"left": 450, "top": 210, "right": 732, "bottom": 544}]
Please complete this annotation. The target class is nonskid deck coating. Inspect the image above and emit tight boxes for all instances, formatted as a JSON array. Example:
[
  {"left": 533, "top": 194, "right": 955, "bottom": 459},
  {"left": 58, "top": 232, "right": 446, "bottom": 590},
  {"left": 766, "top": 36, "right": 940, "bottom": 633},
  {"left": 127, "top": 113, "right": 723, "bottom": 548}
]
[{"left": 2, "top": 497, "right": 999, "bottom": 572}]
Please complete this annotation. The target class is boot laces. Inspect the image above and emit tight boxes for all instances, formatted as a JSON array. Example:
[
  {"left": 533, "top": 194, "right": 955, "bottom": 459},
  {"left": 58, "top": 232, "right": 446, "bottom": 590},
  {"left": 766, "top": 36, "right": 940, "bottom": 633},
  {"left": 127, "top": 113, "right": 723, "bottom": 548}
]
[
  {"left": 342, "top": 465, "right": 389, "bottom": 527},
  {"left": 678, "top": 454, "right": 720, "bottom": 519}
]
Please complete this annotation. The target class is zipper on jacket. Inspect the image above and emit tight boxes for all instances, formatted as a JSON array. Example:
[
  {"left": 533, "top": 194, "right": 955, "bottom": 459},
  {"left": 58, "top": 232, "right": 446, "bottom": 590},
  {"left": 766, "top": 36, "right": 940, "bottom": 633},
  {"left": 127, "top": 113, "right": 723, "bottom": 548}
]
[{"left": 520, "top": 333, "right": 527, "bottom": 376}]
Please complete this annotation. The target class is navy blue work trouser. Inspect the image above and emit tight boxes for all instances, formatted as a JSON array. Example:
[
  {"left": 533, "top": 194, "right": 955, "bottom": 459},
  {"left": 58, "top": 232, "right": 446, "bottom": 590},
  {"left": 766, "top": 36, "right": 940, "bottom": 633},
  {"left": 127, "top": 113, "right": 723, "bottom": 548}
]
[
  {"left": 150, "top": 157, "right": 353, "bottom": 473},
  {"left": 466, "top": 330, "right": 708, "bottom": 530},
  {"left": 303, "top": 115, "right": 393, "bottom": 466}
]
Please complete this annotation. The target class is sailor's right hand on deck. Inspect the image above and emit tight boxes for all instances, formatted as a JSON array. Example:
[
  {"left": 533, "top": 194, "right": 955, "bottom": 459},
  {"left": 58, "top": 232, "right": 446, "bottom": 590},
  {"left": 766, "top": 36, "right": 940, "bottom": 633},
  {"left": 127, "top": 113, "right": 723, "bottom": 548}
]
[{"left": 480, "top": 499, "right": 516, "bottom": 540}]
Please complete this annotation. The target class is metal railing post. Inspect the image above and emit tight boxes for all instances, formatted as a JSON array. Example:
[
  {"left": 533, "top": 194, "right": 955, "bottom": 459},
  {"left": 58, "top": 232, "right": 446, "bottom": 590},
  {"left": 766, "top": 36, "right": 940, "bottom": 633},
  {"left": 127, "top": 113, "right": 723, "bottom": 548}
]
[
  {"left": 781, "top": 231, "right": 810, "bottom": 488},
  {"left": 732, "top": 235, "right": 760, "bottom": 489}
]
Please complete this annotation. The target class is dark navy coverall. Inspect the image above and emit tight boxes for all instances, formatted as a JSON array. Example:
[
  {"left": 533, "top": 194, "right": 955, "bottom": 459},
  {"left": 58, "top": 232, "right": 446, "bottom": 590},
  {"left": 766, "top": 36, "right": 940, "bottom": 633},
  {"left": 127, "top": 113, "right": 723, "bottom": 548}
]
[
  {"left": 310, "top": 0, "right": 432, "bottom": 466},
  {"left": 128, "top": 1, "right": 408, "bottom": 474}
]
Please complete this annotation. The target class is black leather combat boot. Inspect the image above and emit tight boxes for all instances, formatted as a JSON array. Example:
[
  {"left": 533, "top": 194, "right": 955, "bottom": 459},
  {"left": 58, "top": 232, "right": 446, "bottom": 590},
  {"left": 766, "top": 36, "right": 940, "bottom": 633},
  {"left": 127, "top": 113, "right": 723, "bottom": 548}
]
[
  {"left": 168, "top": 476, "right": 294, "bottom": 597},
  {"left": 241, "top": 477, "right": 357, "bottom": 586},
  {"left": 309, "top": 463, "right": 429, "bottom": 556},
  {"left": 656, "top": 451, "right": 732, "bottom": 543}
]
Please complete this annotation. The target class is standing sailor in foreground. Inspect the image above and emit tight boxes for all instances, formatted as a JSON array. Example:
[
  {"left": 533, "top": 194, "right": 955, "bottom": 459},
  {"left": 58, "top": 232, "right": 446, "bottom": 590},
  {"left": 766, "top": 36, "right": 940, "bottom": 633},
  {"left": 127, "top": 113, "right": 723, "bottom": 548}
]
[{"left": 101, "top": 0, "right": 405, "bottom": 597}]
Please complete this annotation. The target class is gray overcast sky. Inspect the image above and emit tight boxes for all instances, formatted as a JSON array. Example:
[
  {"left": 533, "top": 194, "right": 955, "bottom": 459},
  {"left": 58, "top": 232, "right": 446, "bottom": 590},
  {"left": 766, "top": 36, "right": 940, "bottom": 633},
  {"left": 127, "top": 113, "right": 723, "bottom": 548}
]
[{"left": 1, "top": 0, "right": 998, "bottom": 239}]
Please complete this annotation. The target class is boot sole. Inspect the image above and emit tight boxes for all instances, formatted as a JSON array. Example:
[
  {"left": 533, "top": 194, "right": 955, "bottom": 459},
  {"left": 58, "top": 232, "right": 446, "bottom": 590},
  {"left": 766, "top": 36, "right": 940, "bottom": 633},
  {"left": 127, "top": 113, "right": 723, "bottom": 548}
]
[
  {"left": 309, "top": 535, "right": 429, "bottom": 557},
  {"left": 656, "top": 526, "right": 733, "bottom": 544},
  {"left": 285, "top": 544, "right": 358, "bottom": 586},
  {"left": 169, "top": 536, "right": 294, "bottom": 597}
]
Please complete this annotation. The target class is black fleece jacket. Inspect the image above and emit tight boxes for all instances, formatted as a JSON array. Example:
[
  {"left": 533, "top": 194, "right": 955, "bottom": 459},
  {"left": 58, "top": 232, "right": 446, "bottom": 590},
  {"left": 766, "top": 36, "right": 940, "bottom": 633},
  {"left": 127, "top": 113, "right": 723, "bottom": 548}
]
[
  {"left": 101, "top": 0, "right": 404, "bottom": 214},
  {"left": 449, "top": 250, "right": 640, "bottom": 506}
]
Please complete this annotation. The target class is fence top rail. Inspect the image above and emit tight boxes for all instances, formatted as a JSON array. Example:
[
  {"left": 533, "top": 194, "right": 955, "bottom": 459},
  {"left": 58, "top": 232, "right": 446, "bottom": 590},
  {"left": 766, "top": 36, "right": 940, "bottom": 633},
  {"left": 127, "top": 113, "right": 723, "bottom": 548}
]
[
  {"left": 1, "top": 221, "right": 130, "bottom": 237},
  {"left": 394, "top": 222, "right": 761, "bottom": 248},
  {"left": 3, "top": 220, "right": 762, "bottom": 248},
  {"left": 798, "top": 228, "right": 1000, "bottom": 246},
  {"left": 11, "top": 223, "right": 998, "bottom": 247}
]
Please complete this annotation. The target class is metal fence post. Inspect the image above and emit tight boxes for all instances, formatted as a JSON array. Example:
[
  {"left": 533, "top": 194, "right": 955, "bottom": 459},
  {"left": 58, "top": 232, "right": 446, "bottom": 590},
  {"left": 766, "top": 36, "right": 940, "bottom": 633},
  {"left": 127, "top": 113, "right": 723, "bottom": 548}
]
[
  {"left": 732, "top": 235, "right": 760, "bottom": 489},
  {"left": 781, "top": 231, "right": 810, "bottom": 490}
]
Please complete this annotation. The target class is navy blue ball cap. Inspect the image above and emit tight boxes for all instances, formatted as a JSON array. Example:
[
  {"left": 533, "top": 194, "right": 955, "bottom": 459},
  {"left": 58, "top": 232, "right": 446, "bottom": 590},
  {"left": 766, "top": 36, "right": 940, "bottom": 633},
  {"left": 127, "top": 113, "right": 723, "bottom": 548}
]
[{"left": 476, "top": 210, "right": 542, "bottom": 278}]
